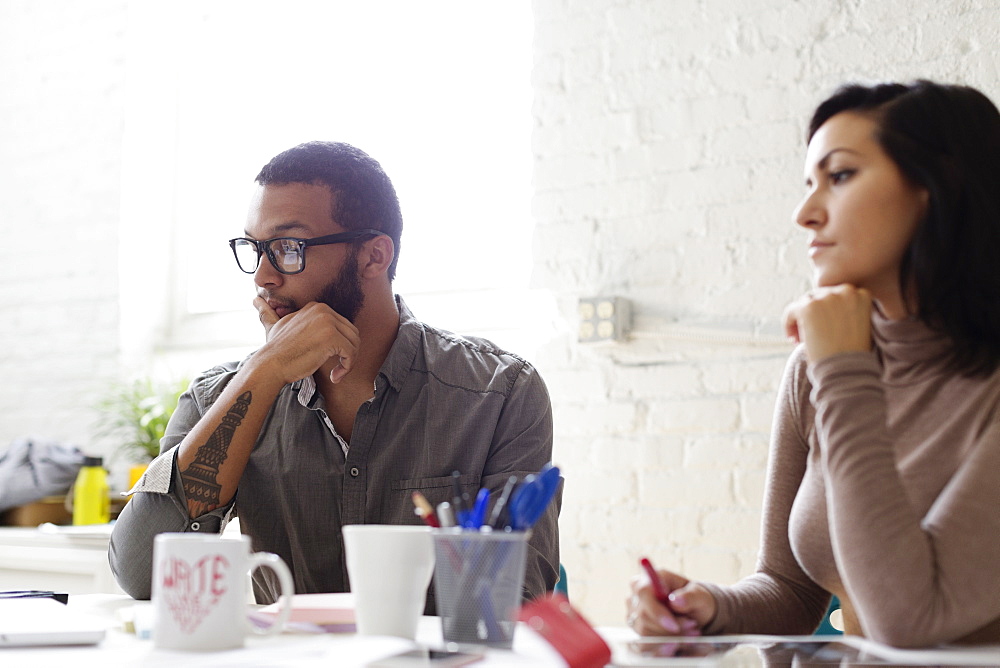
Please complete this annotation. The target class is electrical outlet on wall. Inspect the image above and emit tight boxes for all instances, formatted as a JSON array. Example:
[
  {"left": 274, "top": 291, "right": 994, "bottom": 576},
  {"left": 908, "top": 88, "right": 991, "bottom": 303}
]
[{"left": 578, "top": 296, "right": 631, "bottom": 342}]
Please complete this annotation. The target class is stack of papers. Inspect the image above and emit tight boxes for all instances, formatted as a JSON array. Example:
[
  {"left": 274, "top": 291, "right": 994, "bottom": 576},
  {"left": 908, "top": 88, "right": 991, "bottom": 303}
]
[{"left": 252, "top": 593, "right": 357, "bottom": 634}]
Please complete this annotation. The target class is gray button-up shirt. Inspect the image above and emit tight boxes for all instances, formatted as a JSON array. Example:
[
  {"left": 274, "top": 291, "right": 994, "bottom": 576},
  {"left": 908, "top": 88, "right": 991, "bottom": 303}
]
[{"left": 109, "top": 297, "right": 560, "bottom": 610}]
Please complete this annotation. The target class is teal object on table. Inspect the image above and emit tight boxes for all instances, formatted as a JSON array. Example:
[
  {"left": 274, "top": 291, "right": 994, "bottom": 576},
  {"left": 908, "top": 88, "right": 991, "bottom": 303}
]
[
  {"left": 554, "top": 563, "right": 568, "bottom": 599},
  {"left": 815, "top": 596, "right": 843, "bottom": 635}
]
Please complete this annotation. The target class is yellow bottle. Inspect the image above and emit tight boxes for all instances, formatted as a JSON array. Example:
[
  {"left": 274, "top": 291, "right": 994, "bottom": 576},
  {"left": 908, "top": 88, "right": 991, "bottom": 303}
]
[{"left": 72, "top": 456, "right": 110, "bottom": 525}]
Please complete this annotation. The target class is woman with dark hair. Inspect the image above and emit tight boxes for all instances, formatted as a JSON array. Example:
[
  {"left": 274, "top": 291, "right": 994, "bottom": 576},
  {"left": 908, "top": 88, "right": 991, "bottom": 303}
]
[{"left": 626, "top": 80, "right": 1000, "bottom": 647}]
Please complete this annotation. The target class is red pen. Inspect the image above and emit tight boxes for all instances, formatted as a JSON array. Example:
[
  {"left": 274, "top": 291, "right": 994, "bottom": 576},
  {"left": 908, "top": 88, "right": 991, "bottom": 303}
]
[
  {"left": 640, "top": 557, "right": 671, "bottom": 606},
  {"left": 641, "top": 556, "right": 702, "bottom": 637},
  {"left": 412, "top": 491, "right": 440, "bottom": 528}
]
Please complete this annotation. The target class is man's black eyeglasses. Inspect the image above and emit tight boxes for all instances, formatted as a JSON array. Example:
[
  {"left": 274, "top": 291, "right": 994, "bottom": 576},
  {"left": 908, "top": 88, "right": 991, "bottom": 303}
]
[{"left": 228, "top": 229, "right": 382, "bottom": 275}]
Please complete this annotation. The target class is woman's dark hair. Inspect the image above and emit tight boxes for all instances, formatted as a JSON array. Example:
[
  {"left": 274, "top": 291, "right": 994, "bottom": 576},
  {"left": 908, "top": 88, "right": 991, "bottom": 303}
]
[
  {"left": 810, "top": 80, "right": 1000, "bottom": 376},
  {"left": 256, "top": 141, "right": 404, "bottom": 281}
]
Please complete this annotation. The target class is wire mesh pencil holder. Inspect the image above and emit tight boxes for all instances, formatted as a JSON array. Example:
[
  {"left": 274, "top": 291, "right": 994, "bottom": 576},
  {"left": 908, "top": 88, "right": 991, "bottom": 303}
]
[{"left": 432, "top": 529, "right": 530, "bottom": 648}]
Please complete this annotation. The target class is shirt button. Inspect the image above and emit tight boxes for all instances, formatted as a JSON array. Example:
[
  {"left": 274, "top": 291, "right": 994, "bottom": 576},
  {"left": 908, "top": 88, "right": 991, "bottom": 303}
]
[
  {"left": 190, "top": 521, "right": 201, "bottom": 531},
  {"left": 350, "top": 467, "right": 360, "bottom": 478}
]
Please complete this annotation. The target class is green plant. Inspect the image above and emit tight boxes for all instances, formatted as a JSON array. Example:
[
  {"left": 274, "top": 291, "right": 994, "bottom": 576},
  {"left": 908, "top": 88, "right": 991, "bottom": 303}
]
[{"left": 94, "top": 377, "right": 188, "bottom": 461}]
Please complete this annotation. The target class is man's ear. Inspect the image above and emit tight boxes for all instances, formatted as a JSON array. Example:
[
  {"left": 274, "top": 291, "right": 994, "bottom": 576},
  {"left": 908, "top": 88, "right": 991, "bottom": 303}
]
[{"left": 359, "top": 234, "right": 395, "bottom": 279}]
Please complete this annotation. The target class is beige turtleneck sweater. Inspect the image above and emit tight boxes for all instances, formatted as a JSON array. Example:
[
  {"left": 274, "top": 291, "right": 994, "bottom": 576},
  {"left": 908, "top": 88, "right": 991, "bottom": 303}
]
[{"left": 701, "top": 311, "right": 1000, "bottom": 647}]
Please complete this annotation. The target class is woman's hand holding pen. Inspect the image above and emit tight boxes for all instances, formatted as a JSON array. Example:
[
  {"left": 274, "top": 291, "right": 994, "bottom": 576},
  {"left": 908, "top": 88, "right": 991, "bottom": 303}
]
[
  {"left": 782, "top": 284, "right": 873, "bottom": 364},
  {"left": 627, "top": 559, "right": 716, "bottom": 636}
]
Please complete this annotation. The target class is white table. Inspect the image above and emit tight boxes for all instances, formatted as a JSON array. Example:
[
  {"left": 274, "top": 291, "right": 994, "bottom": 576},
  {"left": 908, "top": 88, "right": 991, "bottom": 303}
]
[
  {"left": 0, "top": 594, "right": 569, "bottom": 666},
  {"left": 5, "top": 593, "right": 998, "bottom": 666}
]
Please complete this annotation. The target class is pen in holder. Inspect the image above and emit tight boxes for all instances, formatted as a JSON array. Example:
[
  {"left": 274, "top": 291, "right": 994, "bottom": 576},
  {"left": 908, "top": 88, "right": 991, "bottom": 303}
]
[{"left": 431, "top": 528, "right": 530, "bottom": 648}]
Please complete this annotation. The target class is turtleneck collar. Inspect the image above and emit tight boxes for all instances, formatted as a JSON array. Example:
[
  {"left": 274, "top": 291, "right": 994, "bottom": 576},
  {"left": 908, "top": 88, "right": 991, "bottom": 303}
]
[{"left": 871, "top": 306, "right": 952, "bottom": 386}]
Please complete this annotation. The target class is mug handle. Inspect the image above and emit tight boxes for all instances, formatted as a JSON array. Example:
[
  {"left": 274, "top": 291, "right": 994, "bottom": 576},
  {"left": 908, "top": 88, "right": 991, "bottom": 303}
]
[{"left": 248, "top": 551, "right": 295, "bottom": 636}]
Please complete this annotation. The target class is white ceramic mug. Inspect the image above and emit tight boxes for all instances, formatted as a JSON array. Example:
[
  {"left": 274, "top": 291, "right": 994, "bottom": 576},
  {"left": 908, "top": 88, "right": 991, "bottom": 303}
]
[
  {"left": 342, "top": 524, "right": 435, "bottom": 639},
  {"left": 151, "top": 533, "right": 293, "bottom": 651}
]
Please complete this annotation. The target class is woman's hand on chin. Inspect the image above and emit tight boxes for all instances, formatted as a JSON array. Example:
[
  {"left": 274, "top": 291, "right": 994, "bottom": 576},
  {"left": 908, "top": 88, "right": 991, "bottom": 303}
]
[{"left": 783, "top": 284, "right": 874, "bottom": 363}]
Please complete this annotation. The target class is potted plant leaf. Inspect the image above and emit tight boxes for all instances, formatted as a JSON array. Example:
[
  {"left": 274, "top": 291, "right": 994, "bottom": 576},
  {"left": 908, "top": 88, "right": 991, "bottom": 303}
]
[{"left": 94, "top": 377, "right": 188, "bottom": 489}]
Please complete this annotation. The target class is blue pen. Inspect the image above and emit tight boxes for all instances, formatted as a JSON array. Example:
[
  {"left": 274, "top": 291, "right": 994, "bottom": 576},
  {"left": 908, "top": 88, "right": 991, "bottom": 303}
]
[
  {"left": 509, "top": 465, "right": 560, "bottom": 530},
  {"left": 467, "top": 488, "right": 490, "bottom": 529},
  {"left": 508, "top": 476, "right": 535, "bottom": 531},
  {"left": 475, "top": 582, "right": 504, "bottom": 641},
  {"left": 525, "top": 465, "right": 561, "bottom": 527},
  {"left": 451, "top": 471, "right": 471, "bottom": 527}
]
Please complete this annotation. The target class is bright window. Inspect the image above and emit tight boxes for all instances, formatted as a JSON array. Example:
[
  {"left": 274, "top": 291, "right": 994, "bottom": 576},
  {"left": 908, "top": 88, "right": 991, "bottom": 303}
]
[{"left": 121, "top": 2, "right": 537, "bottom": 364}]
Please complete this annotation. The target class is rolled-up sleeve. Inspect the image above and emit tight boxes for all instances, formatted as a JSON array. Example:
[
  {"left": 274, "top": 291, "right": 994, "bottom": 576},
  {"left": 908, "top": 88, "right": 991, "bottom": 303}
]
[{"left": 108, "top": 371, "right": 236, "bottom": 599}]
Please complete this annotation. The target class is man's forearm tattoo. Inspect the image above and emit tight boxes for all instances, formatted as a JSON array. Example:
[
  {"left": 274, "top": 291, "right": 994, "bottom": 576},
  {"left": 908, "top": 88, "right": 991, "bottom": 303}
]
[{"left": 181, "top": 391, "right": 251, "bottom": 516}]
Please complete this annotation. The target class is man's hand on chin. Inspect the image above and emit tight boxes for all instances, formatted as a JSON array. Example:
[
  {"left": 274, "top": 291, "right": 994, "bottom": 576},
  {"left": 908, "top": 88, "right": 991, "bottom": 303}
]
[{"left": 252, "top": 298, "right": 361, "bottom": 385}]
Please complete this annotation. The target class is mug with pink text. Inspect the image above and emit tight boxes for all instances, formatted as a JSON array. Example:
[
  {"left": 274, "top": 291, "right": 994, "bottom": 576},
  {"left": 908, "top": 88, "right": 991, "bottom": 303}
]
[{"left": 151, "top": 532, "right": 294, "bottom": 651}]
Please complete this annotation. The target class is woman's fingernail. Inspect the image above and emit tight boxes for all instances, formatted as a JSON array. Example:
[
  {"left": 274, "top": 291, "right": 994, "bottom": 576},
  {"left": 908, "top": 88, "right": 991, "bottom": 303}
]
[
  {"left": 659, "top": 616, "right": 680, "bottom": 634},
  {"left": 680, "top": 617, "right": 699, "bottom": 631},
  {"left": 668, "top": 592, "right": 686, "bottom": 607}
]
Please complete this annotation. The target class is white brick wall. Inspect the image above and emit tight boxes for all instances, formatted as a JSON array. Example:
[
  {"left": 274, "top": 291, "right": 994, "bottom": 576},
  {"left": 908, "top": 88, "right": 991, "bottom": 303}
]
[
  {"left": 0, "top": 1, "right": 126, "bottom": 454},
  {"left": 532, "top": 0, "right": 1000, "bottom": 624}
]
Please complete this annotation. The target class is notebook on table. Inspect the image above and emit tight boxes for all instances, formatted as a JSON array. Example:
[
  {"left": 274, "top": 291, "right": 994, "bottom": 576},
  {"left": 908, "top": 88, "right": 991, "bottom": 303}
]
[
  {"left": 0, "top": 597, "right": 106, "bottom": 647},
  {"left": 253, "top": 592, "right": 357, "bottom": 633}
]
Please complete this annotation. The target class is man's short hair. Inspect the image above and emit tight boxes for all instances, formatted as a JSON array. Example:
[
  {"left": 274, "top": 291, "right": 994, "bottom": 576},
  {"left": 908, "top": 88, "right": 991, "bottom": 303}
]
[{"left": 256, "top": 141, "right": 404, "bottom": 280}]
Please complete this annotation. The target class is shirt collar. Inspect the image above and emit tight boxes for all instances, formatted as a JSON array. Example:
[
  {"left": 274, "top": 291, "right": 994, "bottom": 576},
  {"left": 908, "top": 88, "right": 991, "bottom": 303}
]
[
  {"left": 379, "top": 294, "right": 421, "bottom": 392},
  {"left": 296, "top": 374, "right": 318, "bottom": 407},
  {"left": 871, "top": 307, "right": 953, "bottom": 386}
]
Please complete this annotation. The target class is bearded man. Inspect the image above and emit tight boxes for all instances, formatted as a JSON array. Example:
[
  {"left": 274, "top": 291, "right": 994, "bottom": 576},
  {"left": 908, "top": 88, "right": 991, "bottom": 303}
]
[{"left": 109, "top": 142, "right": 560, "bottom": 611}]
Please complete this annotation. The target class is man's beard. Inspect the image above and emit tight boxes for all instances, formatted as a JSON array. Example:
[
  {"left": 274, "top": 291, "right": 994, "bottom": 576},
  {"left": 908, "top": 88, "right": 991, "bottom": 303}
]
[{"left": 318, "top": 246, "right": 365, "bottom": 323}]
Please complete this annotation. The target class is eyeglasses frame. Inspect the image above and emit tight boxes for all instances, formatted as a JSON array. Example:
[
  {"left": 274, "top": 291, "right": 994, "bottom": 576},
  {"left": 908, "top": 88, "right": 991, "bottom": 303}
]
[{"left": 228, "top": 228, "right": 383, "bottom": 275}]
